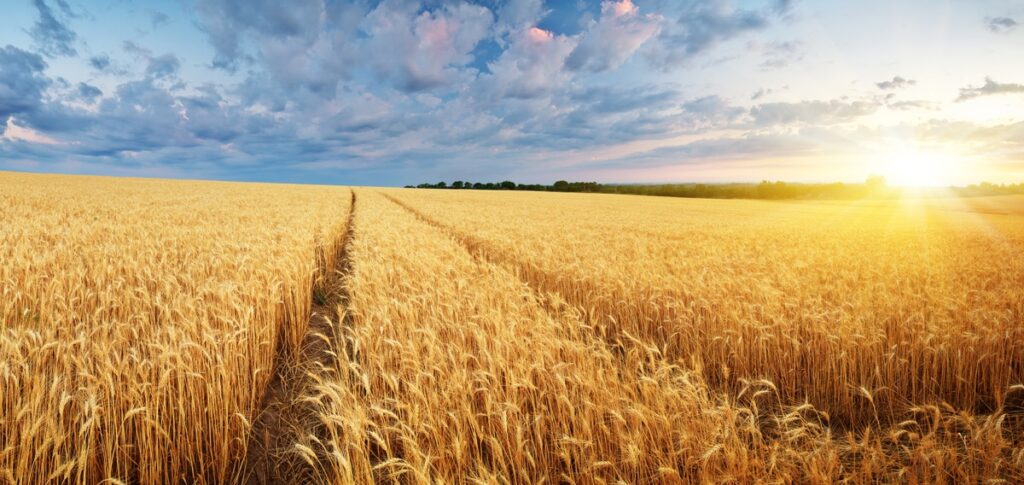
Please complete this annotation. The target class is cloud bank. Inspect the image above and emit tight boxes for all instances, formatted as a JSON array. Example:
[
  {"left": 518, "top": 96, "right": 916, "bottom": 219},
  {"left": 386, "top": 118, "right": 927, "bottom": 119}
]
[{"left": 1, "top": 0, "right": 1023, "bottom": 184}]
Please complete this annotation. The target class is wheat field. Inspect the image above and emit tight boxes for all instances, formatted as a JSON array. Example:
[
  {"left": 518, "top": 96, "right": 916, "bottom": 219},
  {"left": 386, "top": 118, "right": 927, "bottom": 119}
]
[
  {"left": 2, "top": 172, "right": 1022, "bottom": 483},
  {"left": 1, "top": 172, "right": 351, "bottom": 483}
]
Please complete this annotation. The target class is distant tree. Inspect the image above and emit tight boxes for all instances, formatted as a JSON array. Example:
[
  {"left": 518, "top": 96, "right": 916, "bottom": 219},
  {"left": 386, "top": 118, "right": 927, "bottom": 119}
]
[
  {"left": 411, "top": 177, "right": 932, "bottom": 199},
  {"left": 866, "top": 174, "right": 886, "bottom": 190},
  {"left": 756, "top": 180, "right": 790, "bottom": 199}
]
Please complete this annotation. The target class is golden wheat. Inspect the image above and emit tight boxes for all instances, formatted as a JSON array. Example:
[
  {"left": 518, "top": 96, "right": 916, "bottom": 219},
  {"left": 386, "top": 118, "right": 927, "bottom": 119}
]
[
  {"left": 299, "top": 189, "right": 1022, "bottom": 483},
  {"left": 0, "top": 172, "right": 350, "bottom": 484},
  {"left": 387, "top": 189, "right": 1024, "bottom": 426},
  {"left": 2, "top": 172, "right": 1022, "bottom": 483}
]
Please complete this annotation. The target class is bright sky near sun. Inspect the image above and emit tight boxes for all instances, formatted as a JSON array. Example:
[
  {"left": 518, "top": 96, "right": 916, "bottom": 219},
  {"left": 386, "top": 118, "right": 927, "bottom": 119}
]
[{"left": 1, "top": 0, "right": 1022, "bottom": 186}]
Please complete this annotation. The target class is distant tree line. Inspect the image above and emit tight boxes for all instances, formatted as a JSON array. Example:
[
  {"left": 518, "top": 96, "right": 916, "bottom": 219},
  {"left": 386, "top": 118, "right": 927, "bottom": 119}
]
[
  {"left": 405, "top": 177, "right": 1024, "bottom": 200},
  {"left": 953, "top": 182, "right": 1024, "bottom": 197}
]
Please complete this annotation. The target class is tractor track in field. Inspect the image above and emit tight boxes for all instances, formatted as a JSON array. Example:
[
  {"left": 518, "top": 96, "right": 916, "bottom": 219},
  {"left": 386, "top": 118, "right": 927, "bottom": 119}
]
[
  {"left": 379, "top": 192, "right": 1024, "bottom": 437},
  {"left": 242, "top": 190, "right": 358, "bottom": 485},
  {"left": 378, "top": 192, "right": 652, "bottom": 356},
  {"left": 380, "top": 191, "right": 590, "bottom": 308}
]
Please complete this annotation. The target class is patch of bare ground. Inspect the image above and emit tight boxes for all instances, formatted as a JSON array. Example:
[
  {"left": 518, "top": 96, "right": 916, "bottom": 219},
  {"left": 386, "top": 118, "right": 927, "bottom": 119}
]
[{"left": 243, "top": 190, "right": 357, "bottom": 484}]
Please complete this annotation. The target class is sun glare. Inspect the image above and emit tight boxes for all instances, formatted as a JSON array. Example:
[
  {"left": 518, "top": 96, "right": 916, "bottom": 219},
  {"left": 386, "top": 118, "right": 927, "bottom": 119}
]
[{"left": 880, "top": 147, "right": 961, "bottom": 187}]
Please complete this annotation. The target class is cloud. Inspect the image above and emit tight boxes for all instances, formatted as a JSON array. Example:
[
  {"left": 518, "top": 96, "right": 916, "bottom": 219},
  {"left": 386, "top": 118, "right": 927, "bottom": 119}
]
[
  {"left": 1, "top": 118, "right": 60, "bottom": 145},
  {"left": 196, "top": 0, "right": 325, "bottom": 71},
  {"left": 758, "top": 40, "right": 802, "bottom": 69},
  {"left": 750, "top": 99, "right": 879, "bottom": 126},
  {"left": 682, "top": 95, "right": 745, "bottom": 126},
  {"left": 145, "top": 54, "right": 181, "bottom": 79},
  {"left": 876, "top": 76, "right": 916, "bottom": 90},
  {"left": 118, "top": 42, "right": 180, "bottom": 80},
  {"left": 88, "top": 55, "right": 110, "bottom": 70},
  {"left": 178, "top": 86, "right": 245, "bottom": 143},
  {"left": 195, "top": 1, "right": 494, "bottom": 95},
  {"left": 0, "top": 45, "right": 50, "bottom": 135},
  {"left": 578, "top": 116, "right": 1024, "bottom": 178},
  {"left": 570, "top": 84, "right": 679, "bottom": 114},
  {"left": 6, "top": 0, "right": 1022, "bottom": 185},
  {"left": 584, "top": 130, "right": 830, "bottom": 172},
  {"left": 910, "top": 119, "right": 1024, "bottom": 162},
  {"left": 885, "top": 99, "right": 933, "bottom": 111},
  {"left": 76, "top": 82, "right": 102, "bottom": 103},
  {"left": 565, "top": 0, "right": 661, "bottom": 72},
  {"left": 495, "top": 0, "right": 546, "bottom": 35},
  {"left": 485, "top": 27, "right": 577, "bottom": 99},
  {"left": 151, "top": 11, "right": 170, "bottom": 29},
  {"left": 957, "top": 77, "right": 1024, "bottom": 101},
  {"left": 750, "top": 86, "right": 789, "bottom": 100},
  {"left": 362, "top": 2, "right": 493, "bottom": 92},
  {"left": 987, "top": 16, "right": 1018, "bottom": 33},
  {"left": 28, "top": 0, "right": 78, "bottom": 57},
  {"left": 645, "top": 0, "right": 792, "bottom": 70},
  {"left": 87, "top": 53, "right": 129, "bottom": 76}
]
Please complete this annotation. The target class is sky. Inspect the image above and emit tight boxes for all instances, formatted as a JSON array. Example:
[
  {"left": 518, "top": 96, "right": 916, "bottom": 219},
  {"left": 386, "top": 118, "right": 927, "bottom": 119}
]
[{"left": 1, "top": 0, "right": 1022, "bottom": 186}]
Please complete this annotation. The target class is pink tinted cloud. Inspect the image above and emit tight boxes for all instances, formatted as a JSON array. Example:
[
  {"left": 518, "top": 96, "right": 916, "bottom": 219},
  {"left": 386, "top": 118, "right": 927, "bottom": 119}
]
[
  {"left": 608, "top": 0, "right": 639, "bottom": 18},
  {"left": 566, "top": 0, "right": 661, "bottom": 72},
  {"left": 527, "top": 26, "right": 553, "bottom": 43}
]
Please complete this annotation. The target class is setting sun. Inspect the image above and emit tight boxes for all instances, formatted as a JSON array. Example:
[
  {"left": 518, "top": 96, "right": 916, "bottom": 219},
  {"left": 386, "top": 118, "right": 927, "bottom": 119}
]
[{"left": 877, "top": 146, "right": 964, "bottom": 187}]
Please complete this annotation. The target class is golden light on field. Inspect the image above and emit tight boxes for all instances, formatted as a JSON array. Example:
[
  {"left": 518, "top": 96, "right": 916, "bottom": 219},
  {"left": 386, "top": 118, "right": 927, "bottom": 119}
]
[{"left": 3, "top": 172, "right": 1023, "bottom": 484}]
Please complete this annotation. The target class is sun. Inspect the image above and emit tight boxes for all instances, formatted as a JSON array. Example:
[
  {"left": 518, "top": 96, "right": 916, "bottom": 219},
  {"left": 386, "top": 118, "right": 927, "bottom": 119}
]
[{"left": 880, "top": 146, "right": 961, "bottom": 187}]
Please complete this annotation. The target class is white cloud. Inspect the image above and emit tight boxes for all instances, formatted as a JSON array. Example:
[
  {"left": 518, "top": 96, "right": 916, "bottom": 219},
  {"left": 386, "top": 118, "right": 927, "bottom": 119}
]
[
  {"left": 566, "top": 0, "right": 661, "bottom": 72},
  {"left": 485, "top": 27, "right": 577, "bottom": 99},
  {"left": 362, "top": 2, "right": 493, "bottom": 92}
]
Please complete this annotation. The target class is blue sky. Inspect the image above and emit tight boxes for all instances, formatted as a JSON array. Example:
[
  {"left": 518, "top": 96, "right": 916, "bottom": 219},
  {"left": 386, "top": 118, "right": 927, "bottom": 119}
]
[{"left": 1, "top": 0, "right": 1022, "bottom": 186}]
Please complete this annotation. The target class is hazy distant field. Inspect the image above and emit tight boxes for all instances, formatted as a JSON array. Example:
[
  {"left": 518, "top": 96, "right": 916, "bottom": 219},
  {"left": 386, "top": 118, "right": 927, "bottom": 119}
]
[{"left": 2, "top": 172, "right": 1022, "bottom": 484}]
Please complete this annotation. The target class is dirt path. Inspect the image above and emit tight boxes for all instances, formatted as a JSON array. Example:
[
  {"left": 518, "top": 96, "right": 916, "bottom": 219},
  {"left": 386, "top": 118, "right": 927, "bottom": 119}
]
[{"left": 242, "top": 190, "right": 357, "bottom": 484}]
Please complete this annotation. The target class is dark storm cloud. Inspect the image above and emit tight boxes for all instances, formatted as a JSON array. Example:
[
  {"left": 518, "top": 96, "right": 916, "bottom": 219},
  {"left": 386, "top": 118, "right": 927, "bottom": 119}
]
[{"left": 28, "top": 0, "right": 78, "bottom": 57}]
